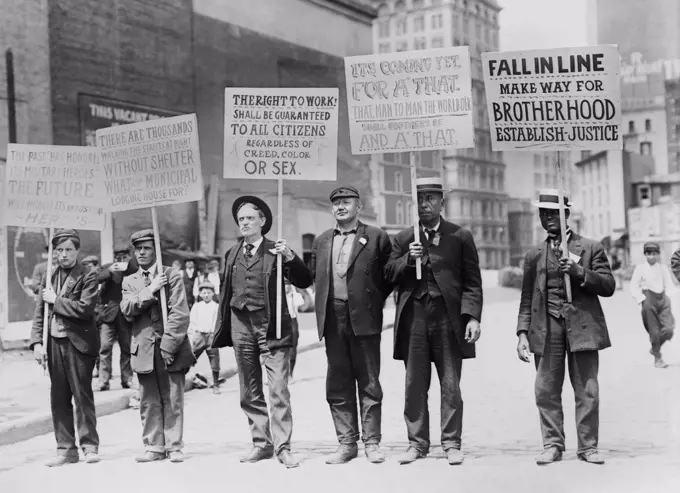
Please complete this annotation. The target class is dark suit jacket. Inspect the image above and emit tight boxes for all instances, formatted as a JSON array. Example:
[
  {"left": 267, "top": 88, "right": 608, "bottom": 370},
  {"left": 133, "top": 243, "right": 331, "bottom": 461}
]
[
  {"left": 95, "top": 257, "right": 138, "bottom": 324},
  {"left": 30, "top": 262, "right": 100, "bottom": 357},
  {"left": 212, "top": 237, "right": 313, "bottom": 351},
  {"left": 517, "top": 232, "right": 616, "bottom": 355},
  {"left": 385, "top": 218, "right": 483, "bottom": 360},
  {"left": 120, "top": 266, "right": 194, "bottom": 373},
  {"left": 311, "top": 221, "right": 392, "bottom": 339},
  {"left": 182, "top": 269, "right": 199, "bottom": 306}
]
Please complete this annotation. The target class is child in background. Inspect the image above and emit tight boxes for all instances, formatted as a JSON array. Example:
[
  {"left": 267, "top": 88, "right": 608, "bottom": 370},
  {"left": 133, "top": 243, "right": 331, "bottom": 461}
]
[
  {"left": 188, "top": 281, "right": 222, "bottom": 393},
  {"left": 630, "top": 242, "right": 675, "bottom": 368}
]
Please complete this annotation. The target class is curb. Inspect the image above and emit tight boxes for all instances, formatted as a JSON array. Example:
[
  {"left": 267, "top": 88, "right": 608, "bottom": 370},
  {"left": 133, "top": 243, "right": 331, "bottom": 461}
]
[{"left": 0, "top": 324, "right": 395, "bottom": 447}]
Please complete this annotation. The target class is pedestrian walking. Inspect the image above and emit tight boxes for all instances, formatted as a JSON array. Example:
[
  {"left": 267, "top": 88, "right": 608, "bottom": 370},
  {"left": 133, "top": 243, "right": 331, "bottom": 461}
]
[
  {"left": 120, "top": 229, "right": 194, "bottom": 464},
  {"left": 181, "top": 259, "right": 200, "bottom": 309},
  {"left": 385, "top": 177, "right": 483, "bottom": 466},
  {"left": 285, "top": 279, "right": 305, "bottom": 381},
  {"left": 631, "top": 242, "right": 675, "bottom": 368},
  {"left": 516, "top": 189, "right": 615, "bottom": 466},
  {"left": 94, "top": 245, "right": 138, "bottom": 391},
  {"left": 30, "top": 228, "right": 101, "bottom": 466},
  {"left": 187, "top": 280, "right": 221, "bottom": 393},
  {"left": 311, "top": 186, "right": 392, "bottom": 465},
  {"left": 212, "top": 195, "right": 313, "bottom": 469}
]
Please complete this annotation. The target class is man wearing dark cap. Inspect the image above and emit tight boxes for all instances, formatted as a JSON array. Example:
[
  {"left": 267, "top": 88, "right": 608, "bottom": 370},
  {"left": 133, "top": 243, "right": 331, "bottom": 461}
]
[
  {"left": 120, "top": 229, "right": 194, "bottom": 463},
  {"left": 30, "top": 228, "right": 101, "bottom": 466},
  {"left": 632, "top": 242, "right": 675, "bottom": 368},
  {"left": 385, "top": 177, "right": 483, "bottom": 466},
  {"left": 82, "top": 255, "right": 100, "bottom": 273},
  {"left": 94, "top": 244, "right": 138, "bottom": 392},
  {"left": 212, "top": 195, "right": 313, "bottom": 468},
  {"left": 517, "top": 189, "right": 615, "bottom": 465},
  {"left": 311, "top": 186, "right": 392, "bottom": 464}
]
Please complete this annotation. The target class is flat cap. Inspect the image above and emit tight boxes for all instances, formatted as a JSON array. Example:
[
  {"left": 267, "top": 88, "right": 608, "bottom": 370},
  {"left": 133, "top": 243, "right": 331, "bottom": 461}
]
[
  {"left": 52, "top": 229, "right": 80, "bottom": 246},
  {"left": 197, "top": 280, "right": 216, "bottom": 292},
  {"left": 643, "top": 242, "right": 661, "bottom": 253},
  {"left": 113, "top": 244, "right": 131, "bottom": 254},
  {"left": 82, "top": 255, "right": 100, "bottom": 265},
  {"left": 130, "top": 229, "right": 155, "bottom": 246},
  {"left": 329, "top": 186, "right": 360, "bottom": 202}
]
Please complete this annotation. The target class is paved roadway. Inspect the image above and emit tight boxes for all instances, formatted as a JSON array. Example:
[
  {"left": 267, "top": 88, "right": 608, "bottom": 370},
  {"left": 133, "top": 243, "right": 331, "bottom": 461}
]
[{"left": 0, "top": 289, "right": 678, "bottom": 493}]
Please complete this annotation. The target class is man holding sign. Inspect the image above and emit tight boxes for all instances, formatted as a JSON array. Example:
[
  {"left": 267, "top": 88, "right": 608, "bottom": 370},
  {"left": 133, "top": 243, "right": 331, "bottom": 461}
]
[
  {"left": 30, "top": 229, "right": 101, "bottom": 467},
  {"left": 120, "top": 229, "right": 194, "bottom": 463},
  {"left": 516, "top": 190, "right": 615, "bottom": 465},
  {"left": 385, "top": 177, "right": 482, "bottom": 466},
  {"left": 212, "top": 196, "right": 312, "bottom": 469}
]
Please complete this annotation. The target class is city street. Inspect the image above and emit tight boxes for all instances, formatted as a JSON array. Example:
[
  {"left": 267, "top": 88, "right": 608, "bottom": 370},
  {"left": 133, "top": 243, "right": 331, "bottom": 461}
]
[{"left": 0, "top": 288, "right": 679, "bottom": 492}]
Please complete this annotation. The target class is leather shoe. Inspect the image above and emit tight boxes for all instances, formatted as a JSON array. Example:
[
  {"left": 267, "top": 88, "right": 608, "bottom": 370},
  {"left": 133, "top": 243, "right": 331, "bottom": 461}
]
[
  {"left": 325, "top": 444, "right": 358, "bottom": 464},
  {"left": 445, "top": 448, "right": 464, "bottom": 465},
  {"left": 46, "top": 455, "right": 79, "bottom": 467},
  {"left": 365, "top": 444, "right": 386, "bottom": 464},
  {"left": 535, "top": 447, "right": 562, "bottom": 465},
  {"left": 240, "top": 446, "right": 274, "bottom": 463},
  {"left": 135, "top": 451, "right": 166, "bottom": 463},
  {"left": 277, "top": 449, "right": 299, "bottom": 469},
  {"left": 397, "top": 447, "right": 427, "bottom": 465},
  {"left": 85, "top": 452, "right": 101, "bottom": 464},
  {"left": 168, "top": 451, "right": 185, "bottom": 463},
  {"left": 578, "top": 450, "right": 605, "bottom": 464}
]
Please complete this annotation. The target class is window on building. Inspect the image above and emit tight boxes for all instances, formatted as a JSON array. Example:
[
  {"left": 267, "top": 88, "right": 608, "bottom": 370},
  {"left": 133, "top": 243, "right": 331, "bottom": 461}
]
[
  {"left": 302, "top": 233, "right": 315, "bottom": 271},
  {"left": 396, "top": 18, "right": 407, "bottom": 35},
  {"left": 489, "top": 170, "right": 496, "bottom": 190},
  {"left": 645, "top": 119, "right": 652, "bottom": 132},
  {"left": 676, "top": 124, "right": 680, "bottom": 137},
  {"left": 395, "top": 0, "right": 406, "bottom": 12},
  {"left": 628, "top": 120, "right": 635, "bottom": 134},
  {"left": 395, "top": 171, "right": 403, "bottom": 192},
  {"left": 498, "top": 171, "right": 504, "bottom": 190},
  {"left": 377, "top": 21, "right": 390, "bottom": 38},
  {"left": 460, "top": 198, "right": 466, "bottom": 217},
  {"left": 479, "top": 167, "right": 487, "bottom": 189},
  {"left": 534, "top": 154, "right": 541, "bottom": 168},
  {"left": 432, "top": 0, "right": 443, "bottom": 6},
  {"left": 399, "top": 153, "right": 410, "bottom": 165},
  {"left": 452, "top": 13, "right": 459, "bottom": 29},
  {"left": 534, "top": 172, "right": 542, "bottom": 187},
  {"left": 476, "top": 22, "right": 482, "bottom": 40},
  {"left": 458, "top": 165, "right": 466, "bottom": 186},
  {"left": 414, "top": 15, "right": 425, "bottom": 32},
  {"left": 396, "top": 200, "right": 404, "bottom": 224},
  {"left": 406, "top": 201, "right": 414, "bottom": 223},
  {"left": 640, "top": 141, "right": 652, "bottom": 155},
  {"left": 432, "top": 14, "right": 444, "bottom": 29},
  {"left": 431, "top": 37, "right": 444, "bottom": 48},
  {"left": 482, "top": 201, "right": 488, "bottom": 219},
  {"left": 413, "top": 0, "right": 424, "bottom": 8},
  {"left": 414, "top": 37, "right": 427, "bottom": 50},
  {"left": 421, "top": 151, "right": 434, "bottom": 168},
  {"left": 383, "top": 153, "right": 395, "bottom": 163},
  {"left": 396, "top": 41, "right": 408, "bottom": 52},
  {"left": 378, "top": 43, "right": 390, "bottom": 53}
]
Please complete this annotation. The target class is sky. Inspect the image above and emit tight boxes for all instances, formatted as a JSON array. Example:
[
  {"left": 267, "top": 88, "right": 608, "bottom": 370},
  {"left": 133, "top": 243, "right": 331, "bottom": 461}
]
[{"left": 498, "top": 0, "right": 590, "bottom": 51}]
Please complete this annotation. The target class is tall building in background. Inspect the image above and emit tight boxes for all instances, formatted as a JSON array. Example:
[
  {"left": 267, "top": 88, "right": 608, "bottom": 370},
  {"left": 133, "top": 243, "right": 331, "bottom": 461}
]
[{"left": 370, "top": 0, "right": 509, "bottom": 269}]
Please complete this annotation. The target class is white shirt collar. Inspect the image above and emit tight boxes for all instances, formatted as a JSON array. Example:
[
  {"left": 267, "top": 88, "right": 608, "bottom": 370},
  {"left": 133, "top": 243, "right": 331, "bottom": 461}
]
[
  {"left": 421, "top": 220, "right": 441, "bottom": 232},
  {"left": 244, "top": 237, "right": 264, "bottom": 253},
  {"left": 140, "top": 263, "right": 158, "bottom": 276}
]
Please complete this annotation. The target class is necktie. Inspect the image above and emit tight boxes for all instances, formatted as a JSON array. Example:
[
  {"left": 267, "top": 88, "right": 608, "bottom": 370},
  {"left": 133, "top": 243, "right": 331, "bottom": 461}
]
[
  {"left": 245, "top": 244, "right": 255, "bottom": 259},
  {"left": 334, "top": 229, "right": 357, "bottom": 237},
  {"left": 142, "top": 271, "right": 151, "bottom": 287},
  {"left": 424, "top": 229, "right": 436, "bottom": 244}
]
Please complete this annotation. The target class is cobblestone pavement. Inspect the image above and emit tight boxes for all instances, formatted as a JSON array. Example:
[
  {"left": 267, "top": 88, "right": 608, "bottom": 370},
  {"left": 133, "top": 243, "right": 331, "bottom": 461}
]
[{"left": 0, "top": 289, "right": 678, "bottom": 492}]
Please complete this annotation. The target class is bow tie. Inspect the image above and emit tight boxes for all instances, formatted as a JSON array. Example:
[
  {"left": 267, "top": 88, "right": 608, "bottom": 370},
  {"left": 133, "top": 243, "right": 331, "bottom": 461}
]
[{"left": 334, "top": 229, "right": 357, "bottom": 236}]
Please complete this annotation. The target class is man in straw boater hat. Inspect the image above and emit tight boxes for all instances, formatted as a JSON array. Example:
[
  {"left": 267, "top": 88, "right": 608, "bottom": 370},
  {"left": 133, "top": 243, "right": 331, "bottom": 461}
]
[
  {"left": 30, "top": 228, "right": 101, "bottom": 466},
  {"left": 385, "top": 177, "right": 483, "bottom": 466},
  {"left": 311, "top": 185, "right": 393, "bottom": 465},
  {"left": 120, "top": 229, "right": 194, "bottom": 463},
  {"left": 212, "top": 195, "right": 313, "bottom": 469},
  {"left": 517, "top": 188, "right": 615, "bottom": 465}
]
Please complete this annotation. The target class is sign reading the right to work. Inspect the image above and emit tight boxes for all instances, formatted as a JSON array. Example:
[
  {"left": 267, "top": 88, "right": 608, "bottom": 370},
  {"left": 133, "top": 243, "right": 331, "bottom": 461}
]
[
  {"left": 482, "top": 45, "right": 622, "bottom": 152},
  {"left": 223, "top": 87, "right": 339, "bottom": 181},
  {"left": 96, "top": 113, "right": 204, "bottom": 212},
  {"left": 2, "top": 144, "right": 106, "bottom": 230}
]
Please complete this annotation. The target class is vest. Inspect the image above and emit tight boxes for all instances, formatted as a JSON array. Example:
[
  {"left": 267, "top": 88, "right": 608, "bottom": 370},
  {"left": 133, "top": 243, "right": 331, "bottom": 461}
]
[
  {"left": 230, "top": 245, "right": 267, "bottom": 312},
  {"left": 411, "top": 245, "right": 442, "bottom": 300},
  {"left": 546, "top": 247, "right": 566, "bottom": 319}
]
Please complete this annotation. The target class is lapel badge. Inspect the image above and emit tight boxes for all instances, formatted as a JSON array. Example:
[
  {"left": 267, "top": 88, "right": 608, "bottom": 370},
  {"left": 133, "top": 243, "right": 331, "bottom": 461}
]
[
  {"left": 359, "top": 237, "right": 367, "bottom": 246},
  {"left": 432, "top": 233, "right": 440, "bottom": 247}
]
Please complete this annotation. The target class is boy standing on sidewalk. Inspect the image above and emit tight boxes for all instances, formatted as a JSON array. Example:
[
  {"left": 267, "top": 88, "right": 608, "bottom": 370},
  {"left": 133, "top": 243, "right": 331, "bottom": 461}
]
[
  {"left": 188, "top": 281, "right": 221, "bottom": 393},
  {"left": 631, "top": 242, "right": 675, "bottom": 368}
]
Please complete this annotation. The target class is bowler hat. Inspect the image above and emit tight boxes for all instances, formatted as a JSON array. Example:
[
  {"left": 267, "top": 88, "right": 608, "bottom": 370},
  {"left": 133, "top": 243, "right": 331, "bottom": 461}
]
[
  {"left": 52, "top": 229, "right": 80, "bottom": 247},
  {"left": 406, "top": 177, "right": 450, "bottom": 195},
  {"left": 232, "top": 196, "right": 273, "bottom": 236},
  {"left": 532, "top": 188, "right": 572, "bottom": 210},
  {"left": 130, "top": 229, "right": 155, "bottom": 246},
  {"left": 329, "top": 186, "right": 360, "bottom": 202}
]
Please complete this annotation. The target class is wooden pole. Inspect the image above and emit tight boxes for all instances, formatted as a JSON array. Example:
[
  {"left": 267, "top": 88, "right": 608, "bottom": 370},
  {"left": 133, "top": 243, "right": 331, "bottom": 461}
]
[
  {"left": 151, "top": 207, "right": 169, "bottom": 328},
  {"left": 276, "top": 179, "right": 283, "bottom": 339},
  {"left": 409, "top": 154, "right": 422, "bottom": 280},
  {"left": 42, "top": 226, "right": 54, "bottom": 375},
  {"left": 556, "top": 151, "right": 572, "bottom": 303}
]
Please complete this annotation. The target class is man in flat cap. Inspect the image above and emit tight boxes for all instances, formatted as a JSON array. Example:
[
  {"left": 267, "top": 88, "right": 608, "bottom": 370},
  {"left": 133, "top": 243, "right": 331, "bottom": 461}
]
[
  {"left": 120, "top": 229, "right": 194, "bottom": 463},
  {"left": 517, "top": 189, "right": 615, "bottom": 465},
  {"left": 212, "top": 195, "right": 313, "bottom": 468},
  {"left": 385, "top": 177, "right": 482, "bottom": 466},
  {"left": 94, "top": 244, "right": 138, "bottom": 392},
  {"left": 311, "top": 186, "right": 392, "bottom": 464},
  {"left": 633, "top": 242, "right": 675, "bottom": 368},
  {"left": 30, "top": 228, "right": 101, "bottom": 466},
  {"left": 82, "top": 255, "right": 100, "bottom": 274}
]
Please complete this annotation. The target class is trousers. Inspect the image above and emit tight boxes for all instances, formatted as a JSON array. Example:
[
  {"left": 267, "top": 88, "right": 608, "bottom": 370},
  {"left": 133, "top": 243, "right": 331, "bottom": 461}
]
[
  {"left": 534, "top": 315, "right": 599, "bottom": 454},
  {"left": 641, "top": 289, "right": 675, "bottom": 356},
  {"left": 98, "top": 312, "right": 133, "bottom": 385},
  {"left": 189, "top": 330, "right": 221, "bottom": 373}
]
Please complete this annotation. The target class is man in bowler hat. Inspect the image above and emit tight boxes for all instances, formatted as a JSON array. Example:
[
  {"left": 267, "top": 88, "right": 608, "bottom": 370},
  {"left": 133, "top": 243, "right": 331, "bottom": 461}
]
[
  {"left": 517, "top": 189, "right": 615, "bottom": 465},
  {"left": 120, "top": 229, "right": 194, "bottom": 463},
  {"left": 385, "top": 177, "right": 483, "bottom": 466},
  {"left": 212, "top": 195, "right": 313, "bottom": 468},
  {"left": 311, "top": 186, "right": 392, "bottom": 464},
  {"left": 30, "top": 228, "right": 101, "bottom": 466}
]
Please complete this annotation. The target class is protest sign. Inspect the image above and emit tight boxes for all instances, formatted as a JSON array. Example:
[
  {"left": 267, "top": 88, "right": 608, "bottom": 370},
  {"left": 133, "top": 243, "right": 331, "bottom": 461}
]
[
  {"left": 0, "top": 161, "right": 8, "bottom": 338},
  {"left": 344, "top": 46, "right": 474, "bottom": 155},
  {"left": 96, "top": 113, "right": 203, "bottom": 212},
  {"left": 223, "top": 88, "right": 339, "bottom": 181},
  {"left": 2, "top": 144, "right": 106, "bottom": 230},
  {"left": 482, "top": 45, "right": 622, "bottom": 152}
]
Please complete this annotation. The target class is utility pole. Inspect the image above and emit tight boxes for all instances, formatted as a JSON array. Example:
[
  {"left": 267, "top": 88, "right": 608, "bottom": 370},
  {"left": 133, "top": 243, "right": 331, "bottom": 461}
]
[{"left": 6, "top": 49, "right": 17, "bottom": 144}]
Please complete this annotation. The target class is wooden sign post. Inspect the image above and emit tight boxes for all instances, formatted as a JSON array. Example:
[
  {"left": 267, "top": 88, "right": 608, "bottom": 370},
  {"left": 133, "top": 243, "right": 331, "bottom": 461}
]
[{"left": 555, "top": 151, "right": 572, "bottom": 302}]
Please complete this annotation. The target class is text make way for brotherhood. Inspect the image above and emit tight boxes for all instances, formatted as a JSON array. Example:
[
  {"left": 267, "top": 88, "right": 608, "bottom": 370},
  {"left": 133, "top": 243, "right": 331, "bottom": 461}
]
[
  {"left": 96, "top": 114, "right": 203, "bottom": 211},
  {"left": 224, "top": 88, "right": 339, "bottom": 181}
]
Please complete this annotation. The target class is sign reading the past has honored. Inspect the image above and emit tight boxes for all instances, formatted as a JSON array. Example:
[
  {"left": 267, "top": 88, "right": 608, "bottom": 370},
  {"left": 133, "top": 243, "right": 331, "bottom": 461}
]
[
  {"left": 224, "top": 88, "right": 339, "bottom": 181},
  {"left": 96, "top": 114, "right": 203, "bottom": 212},
  {"left": 344, "top": 46, "right": 474, "bottom": 155},
  {"left": 482, "top": 45, "right": 622, "bottom": 151},
  {"left": 2, "top": 144, "right": 106, "bottom": 230}
]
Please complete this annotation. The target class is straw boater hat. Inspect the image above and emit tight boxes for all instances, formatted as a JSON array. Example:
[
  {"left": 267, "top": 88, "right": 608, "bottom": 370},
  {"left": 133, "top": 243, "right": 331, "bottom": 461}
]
[
  {"left": 231, "top": 196, "right": 273, "bottom": 236},
  {"left": 406, "top": 177, "right": 450, "bottom": 195},
  {"left": 532, "top": 188, "right": 572, "bottom": 210},
  {"left": 197, "top": 280, "right": 215, "bottom": 292}
]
